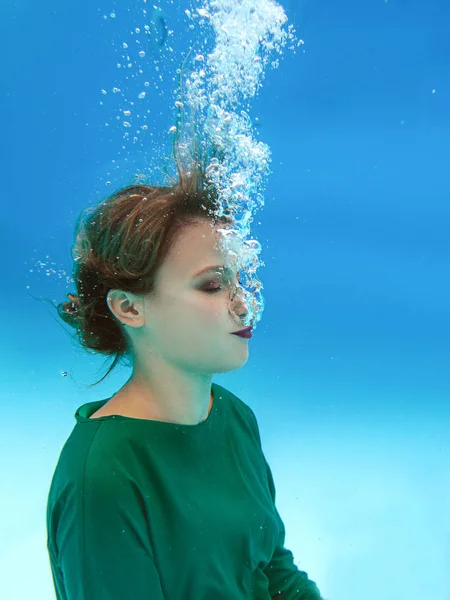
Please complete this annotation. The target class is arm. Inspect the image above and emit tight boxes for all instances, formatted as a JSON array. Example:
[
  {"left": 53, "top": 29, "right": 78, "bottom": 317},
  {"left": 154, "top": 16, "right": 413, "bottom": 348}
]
[
  {"left": 263, "top": 459, "right": 324, "bottom": 600},
  {"left": 47, "top": 467, "right": 166, "bottom": 600},
  {"left": 244, "top": 404, "right": 324, "bottom": 600}
]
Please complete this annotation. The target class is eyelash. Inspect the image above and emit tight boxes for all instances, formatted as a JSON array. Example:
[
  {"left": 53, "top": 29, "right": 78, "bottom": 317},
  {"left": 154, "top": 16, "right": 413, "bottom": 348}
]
[{"left": 202, "top": 273, "right": 241, "bottom": 294}]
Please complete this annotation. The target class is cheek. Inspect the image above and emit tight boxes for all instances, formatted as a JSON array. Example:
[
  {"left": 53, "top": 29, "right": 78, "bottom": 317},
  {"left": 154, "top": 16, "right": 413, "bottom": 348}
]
[{"left": 199, "top": 293, "right": 229, "bottom": 320}]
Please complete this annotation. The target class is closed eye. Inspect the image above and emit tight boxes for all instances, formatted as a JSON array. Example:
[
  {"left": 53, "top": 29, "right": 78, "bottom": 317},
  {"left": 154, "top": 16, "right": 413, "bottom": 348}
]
[
  {"left": 201, "top": 272, "right": 241, "bottom": 294},
  {"left": 203, "top": 286, "right": 223, "bottom": 294}
]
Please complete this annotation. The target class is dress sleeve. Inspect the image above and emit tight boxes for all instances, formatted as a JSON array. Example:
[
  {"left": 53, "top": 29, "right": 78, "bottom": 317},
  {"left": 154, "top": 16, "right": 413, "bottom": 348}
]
[
  {"left": 244, "top": 403, "right": 324, "bottom": 600},
  {"left": 263, "top": 459, "right": 324, "bottom": 600},
  {"left": 48, "top": 465, "right": 166, "bottom": 600}
]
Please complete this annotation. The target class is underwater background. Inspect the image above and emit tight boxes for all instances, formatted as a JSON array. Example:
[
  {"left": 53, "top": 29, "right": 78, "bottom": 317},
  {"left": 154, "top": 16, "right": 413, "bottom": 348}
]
[{"left": 1, "top": 0, "right": 449, "bottom": 598}]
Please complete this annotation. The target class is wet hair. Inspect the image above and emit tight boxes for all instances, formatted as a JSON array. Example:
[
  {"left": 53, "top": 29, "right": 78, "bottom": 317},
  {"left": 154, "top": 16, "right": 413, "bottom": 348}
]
[{"left": 46, "top": 160, "right": 232, "bottom": 387}]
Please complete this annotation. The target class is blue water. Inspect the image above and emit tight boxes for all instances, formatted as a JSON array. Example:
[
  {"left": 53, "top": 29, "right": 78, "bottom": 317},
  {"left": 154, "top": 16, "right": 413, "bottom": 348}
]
[{"left": 1, "top": 1, "right": 449, "bottom": 599}]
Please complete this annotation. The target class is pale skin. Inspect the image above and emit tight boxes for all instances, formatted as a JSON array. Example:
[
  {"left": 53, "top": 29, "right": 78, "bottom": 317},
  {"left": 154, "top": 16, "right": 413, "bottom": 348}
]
[{"left": 89, "top": 219, "right": 251, "bottom": 425}]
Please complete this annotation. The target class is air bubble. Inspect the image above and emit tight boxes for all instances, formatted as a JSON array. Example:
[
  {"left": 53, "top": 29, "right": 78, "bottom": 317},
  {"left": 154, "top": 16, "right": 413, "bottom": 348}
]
[
  {"left": 101, "top": 89, "right": 107, "bottom": 95},
  {"left": 123, "top": 122, "right": 131, "bottom": 128},
  {"left": 139, "top": 92, "right": 146, "bottom": 99},
  {"left": 112, "top": 87, "right": 121, "bottom": 93},
  {"left": 139, "top": 51, "right": 146, "bottom": 58},
  {"left": 123, "top": 42, "right": 128, "bottom": 49}
]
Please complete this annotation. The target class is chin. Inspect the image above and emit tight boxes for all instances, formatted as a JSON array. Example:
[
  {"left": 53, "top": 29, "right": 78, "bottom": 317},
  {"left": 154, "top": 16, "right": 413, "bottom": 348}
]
[{"left": 217, "top": 353, "right": 249, "bottom": 374}]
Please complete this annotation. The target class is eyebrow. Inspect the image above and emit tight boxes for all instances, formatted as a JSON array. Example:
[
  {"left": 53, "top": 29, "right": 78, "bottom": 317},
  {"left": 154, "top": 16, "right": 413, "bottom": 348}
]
[{"left": 193, "top": 265, "right": 225, "bottom": 278}]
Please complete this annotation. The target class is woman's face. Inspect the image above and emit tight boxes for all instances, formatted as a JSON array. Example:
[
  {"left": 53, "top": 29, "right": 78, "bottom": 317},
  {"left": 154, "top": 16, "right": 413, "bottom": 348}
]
[{"left": 131, "top": 219, "right": 251, "bottom": 376}]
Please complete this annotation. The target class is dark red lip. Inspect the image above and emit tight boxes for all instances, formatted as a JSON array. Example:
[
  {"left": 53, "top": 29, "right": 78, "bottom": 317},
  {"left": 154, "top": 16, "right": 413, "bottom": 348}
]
[{"left": 232, "top": 326, "right": 253, "bottom": 335}]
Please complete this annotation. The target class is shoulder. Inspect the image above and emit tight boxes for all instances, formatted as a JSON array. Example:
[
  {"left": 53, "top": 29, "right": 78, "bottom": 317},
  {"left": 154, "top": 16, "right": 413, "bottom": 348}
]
[{"left": 213, "top": 382, "right": 261, "bottom": 442}]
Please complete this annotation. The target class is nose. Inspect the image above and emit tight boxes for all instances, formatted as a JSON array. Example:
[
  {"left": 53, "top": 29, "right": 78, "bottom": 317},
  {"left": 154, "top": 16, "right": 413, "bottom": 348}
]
[{"left": 229, "top": 285, "right": 250, "bottom": 321}]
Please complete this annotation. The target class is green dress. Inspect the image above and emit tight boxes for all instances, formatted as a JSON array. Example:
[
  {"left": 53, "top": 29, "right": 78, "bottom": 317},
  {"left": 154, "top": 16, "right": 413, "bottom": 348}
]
[{"left": 46, "top": 382, "right": 323, "bottom": 599}]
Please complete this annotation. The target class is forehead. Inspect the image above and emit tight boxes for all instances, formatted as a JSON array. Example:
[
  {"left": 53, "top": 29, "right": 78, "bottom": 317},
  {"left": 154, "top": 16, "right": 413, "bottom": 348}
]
[{"left": 164, "top": 221, "right": 231, "bottom": 277}]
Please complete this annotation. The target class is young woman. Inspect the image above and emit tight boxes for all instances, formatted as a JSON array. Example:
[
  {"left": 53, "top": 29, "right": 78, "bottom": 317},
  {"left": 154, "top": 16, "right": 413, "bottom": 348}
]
[{"left": 46, "top": 166, "right": 324, "bottom": 599}]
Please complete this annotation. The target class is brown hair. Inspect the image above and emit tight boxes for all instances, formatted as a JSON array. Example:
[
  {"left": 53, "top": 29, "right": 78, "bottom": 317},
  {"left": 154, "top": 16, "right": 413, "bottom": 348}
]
[{"left": 42, "top": 159, "right": 232, "bottom": 387}]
